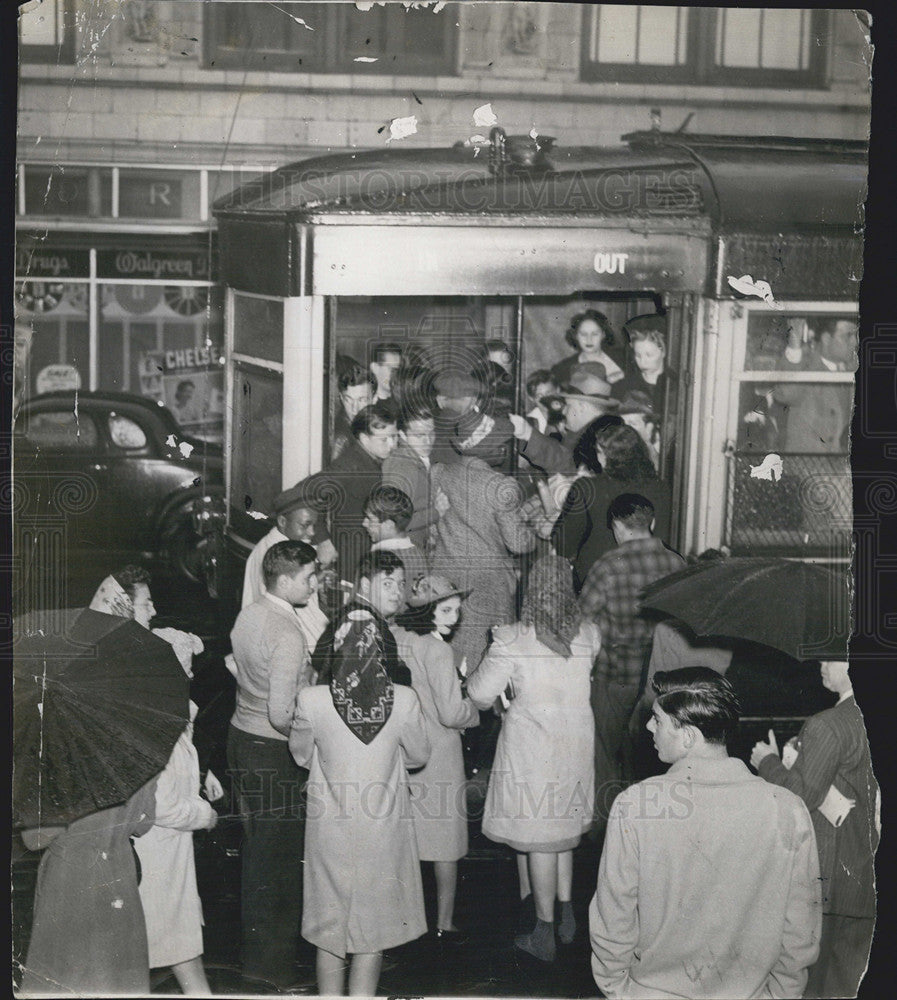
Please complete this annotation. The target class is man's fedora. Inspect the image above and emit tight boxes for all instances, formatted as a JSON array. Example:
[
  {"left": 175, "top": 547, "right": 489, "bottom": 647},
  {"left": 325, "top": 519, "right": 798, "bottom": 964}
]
[{"left": 543, "top": 361, "right": 620, "bottom": 410}]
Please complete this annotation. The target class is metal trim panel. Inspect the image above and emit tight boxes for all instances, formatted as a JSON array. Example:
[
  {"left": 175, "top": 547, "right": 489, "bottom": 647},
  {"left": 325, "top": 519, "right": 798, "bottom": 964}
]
[{"left": 311, "top": 224, "right": 709, "bottom": 296}]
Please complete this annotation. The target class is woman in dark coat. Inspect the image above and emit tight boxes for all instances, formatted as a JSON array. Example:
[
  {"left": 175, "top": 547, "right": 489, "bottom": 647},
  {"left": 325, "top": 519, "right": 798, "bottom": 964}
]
[{"left": 551, "top": 423, "right": 672, "bottom": 592}]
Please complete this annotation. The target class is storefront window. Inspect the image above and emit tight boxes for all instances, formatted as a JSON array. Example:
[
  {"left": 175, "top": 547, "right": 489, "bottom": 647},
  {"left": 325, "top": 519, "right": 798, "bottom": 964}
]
[
  {"left": 233, "top": 294, "right": 284, "bottom": 364},
  {"left": 15, "top": 281, "right": 90, "bottom": 395},
  {"left": 23, "top": 166, "right": 113, "bottom": 217},
  {"left": 99, "top": 284, "right": 224, "bottom": 439}
]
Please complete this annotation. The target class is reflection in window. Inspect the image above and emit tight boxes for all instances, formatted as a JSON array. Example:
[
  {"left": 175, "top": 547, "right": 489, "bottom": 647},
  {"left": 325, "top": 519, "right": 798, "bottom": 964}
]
[
  {"left": 108, "top": 414, "right": 148, "bottom": 450},
  {"left": 21, "top": 411, "right": 99, "bottom": 451},
  {"left": 231, "top": 365, "right": 283, "bottom": 517}
]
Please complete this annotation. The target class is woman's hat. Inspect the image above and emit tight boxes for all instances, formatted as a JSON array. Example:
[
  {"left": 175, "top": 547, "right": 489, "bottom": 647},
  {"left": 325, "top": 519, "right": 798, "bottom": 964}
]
[
  {"left": 543, "top": 362, "right": 620, "bottom": 410},
  {"left": 618, "top": 389, "right": 658, "bottom": 419},
  {"left": 407, "top": 574, "right": 471, "bottom": 607}
]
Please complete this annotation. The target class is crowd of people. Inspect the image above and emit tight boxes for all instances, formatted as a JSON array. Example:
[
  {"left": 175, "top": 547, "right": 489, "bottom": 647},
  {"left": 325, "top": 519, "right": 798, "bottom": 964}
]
[{"left": 17, "top": 309, "right": 876, "bottom": 999}]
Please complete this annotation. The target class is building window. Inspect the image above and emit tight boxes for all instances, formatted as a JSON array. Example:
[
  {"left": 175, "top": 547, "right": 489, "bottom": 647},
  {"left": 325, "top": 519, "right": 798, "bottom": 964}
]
[
  {"left": 582, "top": 6, "right": 828, "bottom": 87},
  {"left": 19, "top": 0, "right": 75, "bottom": 63},
  {"left": 203, "top": 1, "right": 457, "bottom": 75}
]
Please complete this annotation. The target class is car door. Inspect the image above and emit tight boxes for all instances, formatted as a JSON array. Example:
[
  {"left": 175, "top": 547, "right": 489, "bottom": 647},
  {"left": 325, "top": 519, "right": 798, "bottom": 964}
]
[{"left": 12, "top": 403, "right": 109, "bottom": 584}]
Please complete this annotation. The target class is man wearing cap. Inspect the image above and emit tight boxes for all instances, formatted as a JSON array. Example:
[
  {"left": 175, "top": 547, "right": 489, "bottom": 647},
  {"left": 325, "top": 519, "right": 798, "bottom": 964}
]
[
  {"left": 242, "top": 477, "right": 335, "bottom": 658},
  {"left": 510, "top": 362, "right": 620, "bottom": 476},
  {"left": 431, "top": 370, "right": 490, "bottom": 466},
  {"left": 751, "top": 660, "right": 879, "bottom": 998},
  {"left": 431, "top": 409, "right": 536, "bottom": 671}
]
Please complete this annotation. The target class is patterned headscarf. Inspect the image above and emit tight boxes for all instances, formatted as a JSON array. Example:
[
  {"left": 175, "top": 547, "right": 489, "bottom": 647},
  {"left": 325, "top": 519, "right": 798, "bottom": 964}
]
[
  {"left": 520, "top": 554, "right": 582, "bottom": 658},
  {"left": 329, "top": 608, "right": 395, "bottom": 744},
  {"left": 89, "top": 575, "right": 134, "bottom": 619}
]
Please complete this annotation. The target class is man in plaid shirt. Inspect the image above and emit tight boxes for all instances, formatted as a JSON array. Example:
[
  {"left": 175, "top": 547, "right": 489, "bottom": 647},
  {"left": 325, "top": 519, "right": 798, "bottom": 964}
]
[{"left": 579, "top": 493, "right": 685, "bottom": 833}]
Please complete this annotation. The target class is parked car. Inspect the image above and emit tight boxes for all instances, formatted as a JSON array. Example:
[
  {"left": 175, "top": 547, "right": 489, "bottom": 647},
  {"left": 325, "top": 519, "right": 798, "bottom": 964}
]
[{"left": 12, "top": 392, "right": 225, "bottom": 595}]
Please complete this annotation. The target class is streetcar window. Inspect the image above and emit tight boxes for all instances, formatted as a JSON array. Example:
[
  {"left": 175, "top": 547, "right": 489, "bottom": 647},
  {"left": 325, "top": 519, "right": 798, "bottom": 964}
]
[{"left": 231, "top": 364, "right": 283, "bottom": 518}]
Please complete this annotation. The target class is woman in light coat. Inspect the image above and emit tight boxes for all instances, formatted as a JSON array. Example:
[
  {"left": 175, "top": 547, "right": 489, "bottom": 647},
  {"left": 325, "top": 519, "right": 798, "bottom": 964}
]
[
  {"left": 290, "top": 607, "right": 431, "bottom": 996},
  {"left": 466, "top": 555, "right": 600, "bottom": 963},
  {"left": 394, "top": 576, "right": 480, "bottom": 939}
]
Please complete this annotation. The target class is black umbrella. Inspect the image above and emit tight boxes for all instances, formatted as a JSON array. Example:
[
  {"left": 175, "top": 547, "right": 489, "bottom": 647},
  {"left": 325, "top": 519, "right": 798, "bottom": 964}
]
[
  {"left": 13, "top": 608, "right": 190, "bottom": 829},
  {"left": 639, "top": 557, "right": 849, "bottom": 662}
]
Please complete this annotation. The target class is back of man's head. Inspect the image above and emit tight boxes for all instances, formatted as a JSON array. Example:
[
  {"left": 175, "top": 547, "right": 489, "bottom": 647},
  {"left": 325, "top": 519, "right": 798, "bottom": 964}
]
[
  {"left": 652, "top": 667, "right": 741, "bottom": 746},
  {"left": 606, "top": 492, "right": 655, "bottom": 535}
]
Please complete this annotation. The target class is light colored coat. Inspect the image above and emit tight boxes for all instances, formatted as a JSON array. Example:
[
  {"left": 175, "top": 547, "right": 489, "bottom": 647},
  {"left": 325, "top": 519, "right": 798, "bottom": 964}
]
[
  {"left": 290, "top": 684, "right": 431, "bottom": 958},
  {"left": 381, "top": 441, "right": 437, "bottom": 550},
  {"left": 430, "top": 456, "right": 536, "bottom": 671},
  {"left": 589, "top": 757, "right": 821, "bottom": 999},
  {"left": 393, "top": 626, "right": 479, "bottom": 862},
  {"left": 134, "top": 710, "right": 216, "bottom": 968},
  {"left": 467, "top": 622, "right": 600, "bottom": 850}
]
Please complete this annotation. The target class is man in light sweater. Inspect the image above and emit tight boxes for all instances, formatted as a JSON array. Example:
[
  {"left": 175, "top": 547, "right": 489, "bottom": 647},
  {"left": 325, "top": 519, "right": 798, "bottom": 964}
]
[
  {"left": 228, "top": 540, "right": 318, "bottom": 992},
  {"left": 590, "top": 667, "right": 821, "bottom": 999}
]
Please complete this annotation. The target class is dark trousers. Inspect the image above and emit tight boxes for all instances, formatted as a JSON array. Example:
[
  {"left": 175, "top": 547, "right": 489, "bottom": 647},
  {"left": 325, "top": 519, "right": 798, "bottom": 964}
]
[
  {"left": 591, "top": 678, "right": 641, "bottom": 829},
  {"left": 804, "top": 913, "right": 875, "bottom": 998},
  {"left": 227, "top": 724, "right": 308, "bottom": 988}
]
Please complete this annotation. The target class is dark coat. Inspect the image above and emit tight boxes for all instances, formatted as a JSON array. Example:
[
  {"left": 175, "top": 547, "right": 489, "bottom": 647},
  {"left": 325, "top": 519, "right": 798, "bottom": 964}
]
[
  {"left": 551, "top": 474, "right": 673, "bottom": 592},
  {"left": 758, "top": 696, "right": 879, "bottom": 918},
  {"left": 320, "top": 439, "right": 383, "bottom": 579}
]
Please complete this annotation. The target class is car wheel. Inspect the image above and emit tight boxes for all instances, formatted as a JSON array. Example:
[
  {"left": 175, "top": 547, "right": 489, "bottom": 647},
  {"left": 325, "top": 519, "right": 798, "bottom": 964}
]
[{"left": 157, "top": 493, "right": 222, "bottom": 584}]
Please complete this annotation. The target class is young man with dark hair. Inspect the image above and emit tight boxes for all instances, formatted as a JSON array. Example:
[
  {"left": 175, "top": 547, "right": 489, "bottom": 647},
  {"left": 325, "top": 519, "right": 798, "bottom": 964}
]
[
  {"left": 323, "top": 401, "right": 399, "bottom": 581},
  {"left": 228, "top": 539, "right": 319, "bottom": 992},
  {"left": 333, "top": 363, "right": 377, "bottom": 461},
  {"left": 381, "top": 407, "right": 439, "bottom": 550},
  {"left": 312, "top": 550, "right": 411, "bottom": 687},
  {"left": 370, "top": 342, "right": 404, "bottom": 402},
  {"left": 362, "top": 484, "right": 428, "bottom": 598},
  {"left": 590, "top": 667, "right": 821, "bottom": 1000},
  {"left": 579, "top": 493, "right": 686, "bottom": 833}
]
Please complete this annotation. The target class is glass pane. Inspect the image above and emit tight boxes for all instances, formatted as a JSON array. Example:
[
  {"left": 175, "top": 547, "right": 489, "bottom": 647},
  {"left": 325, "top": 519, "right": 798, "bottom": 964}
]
[
  {"left": 16, "top": 283, "right": 90, "bottom": 400},
  {"left": 24, "top": 166, "right": 112, "bottom": 217},
  {"left": 108, "top": 414, "right": 148, "bottom": 450},
  {"left": 231, "top": 365, "right": 283, "bottom": 516},
  {"left": 20, "top": 411, "right": 99, "bottom": 451},
  {"left": 761, "top": 10, "right": 805, "bottom": 70},
  {"left": 118, "top": 169, "right": 202, "bottom": 221},
  {"left": 233, "top": 294, "right": 284, "bottom": 363},
  {"left": 718, "top": 9, "right": 762, "bottom": 68},
  {"left": 220, "top": 1, "right": 323, "bottom": 53},
  {"left": 638, "top": 6, "right": 685, "bottom": 66},
  {"left": 99, "top": 284, "right": 224, "bottom": 440},
  {"left": 394, "top": 7, "right": 444, "bottom": 55},
  {"left": 742, "top": 312, "right": 858, "bottom": 372},
  {"left": 19, "top": 0, "right": 61, "bottom": 46},
  {"left": 344, "top": 5, "right": 384, "bottom": 52},
  {"left": 596, "top": 5, "right": 638, "bottom": 64}
]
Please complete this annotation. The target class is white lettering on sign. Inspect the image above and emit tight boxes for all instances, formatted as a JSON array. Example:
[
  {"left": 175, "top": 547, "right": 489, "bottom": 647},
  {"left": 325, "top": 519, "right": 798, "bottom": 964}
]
[
  {"left": 148, "top": 182, "right": 172, "bottom": 207},
  {"left": 114, "top": 251, "right": 196, "bottom": 279},
  {"left": 593, "top": 252, "right": 629, "bottom": 275},
  {"left": 163, "top": 347, "right": 214, "bottom": 370},
  {"left": 36, "top": 364, "right": 82, "bottom": 394},
  {"left": 24, "top": 253, "right": 71, "bottom": 277}
]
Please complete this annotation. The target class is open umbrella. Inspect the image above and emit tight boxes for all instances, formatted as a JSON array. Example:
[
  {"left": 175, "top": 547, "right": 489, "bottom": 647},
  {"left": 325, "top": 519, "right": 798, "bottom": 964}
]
[
  {"left": 639, "top": 557, "right": 849, "bottom": 662},
  {"left": 13, "top": 608, "right": 190, "bottom": 829}
]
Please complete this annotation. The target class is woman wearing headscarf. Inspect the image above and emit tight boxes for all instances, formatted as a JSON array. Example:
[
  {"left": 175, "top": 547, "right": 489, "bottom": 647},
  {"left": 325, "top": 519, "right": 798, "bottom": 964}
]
[
  {"left": 430, "top": 410, "right": 537, "bottom": 673},
  {"left": 290, "top": 593, "right": 431, "bottom": 996},
  {"left": 466, "top": 556, "right": 600, "bottom": 964},
  {"left": 394, "top": 576, "right": 480, "bottom": 941},
  {"left": 89, "top": 566, "right": 221, "bottom": 995}
]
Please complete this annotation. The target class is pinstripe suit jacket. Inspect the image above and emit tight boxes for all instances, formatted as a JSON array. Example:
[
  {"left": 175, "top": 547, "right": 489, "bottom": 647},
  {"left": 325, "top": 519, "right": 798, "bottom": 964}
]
[{"left": 759, "top": 696, "right": 878, "bottom": 918}]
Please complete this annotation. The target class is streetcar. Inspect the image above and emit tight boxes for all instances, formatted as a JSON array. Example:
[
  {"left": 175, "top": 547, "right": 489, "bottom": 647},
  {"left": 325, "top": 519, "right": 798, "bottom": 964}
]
[{"left": 209, "top": 125, "right": 863, "bottom": 628}]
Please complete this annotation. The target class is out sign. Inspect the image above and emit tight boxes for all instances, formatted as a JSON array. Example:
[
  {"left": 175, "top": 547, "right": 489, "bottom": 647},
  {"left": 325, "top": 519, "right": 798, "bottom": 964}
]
[{"left": 594, "top": 252, "right": 629, "bottom": 275}]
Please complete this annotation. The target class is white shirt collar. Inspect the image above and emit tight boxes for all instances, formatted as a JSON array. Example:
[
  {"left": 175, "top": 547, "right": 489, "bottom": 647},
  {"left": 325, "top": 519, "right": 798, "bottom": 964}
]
[
  {"left": 263, "top": 591, "right": 295, "bottom": 615},
  {"left": 372, "top": 536, "right": 414, "bottom": 551},
  {"left": 838, "top": 686, "right": 854, "bottom": 703},
  {"left": 820, "top": 354, "right": 839, "bottom": 372},
  {"left": 268, "top": 526, "right": 289, "bottom": 542}
]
